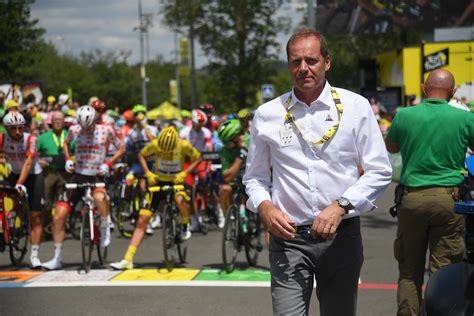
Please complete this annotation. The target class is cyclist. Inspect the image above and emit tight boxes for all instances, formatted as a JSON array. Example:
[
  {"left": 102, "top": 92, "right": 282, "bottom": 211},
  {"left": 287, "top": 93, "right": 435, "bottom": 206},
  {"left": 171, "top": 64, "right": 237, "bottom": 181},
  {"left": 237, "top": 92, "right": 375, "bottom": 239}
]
[
  {"left": 237, "top": 107, "right": 253, "bottom": 147},
  {"left": 199, "top": 103, "right": 218, "bottom": 133},
  {"left": 120, "top": 110, "right": 134, "bottom": 138},
  {"left": 42, "top": 105, "right": 125, "bottom": 270},
  {"left": 217, "top": 119, "right": 248, "bottom": 218},
  {"left": 179, "top": 109, "right": 212, "bottom": 231},
  {"left": 0, "top": 112, "right": 45, "bottom": 268},
  {"left": 110, "top": 126, "right": 202, "bottom": 270},
  {"left": 124, "top": 104, "right": 158, "bottom": 234}
]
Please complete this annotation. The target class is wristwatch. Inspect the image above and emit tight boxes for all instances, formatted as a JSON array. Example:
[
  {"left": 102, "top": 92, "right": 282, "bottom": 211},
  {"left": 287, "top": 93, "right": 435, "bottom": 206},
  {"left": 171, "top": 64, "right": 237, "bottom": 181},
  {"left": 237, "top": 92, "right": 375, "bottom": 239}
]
[{"left": 336, "top": 197, "right": 354, "bottom": 214}]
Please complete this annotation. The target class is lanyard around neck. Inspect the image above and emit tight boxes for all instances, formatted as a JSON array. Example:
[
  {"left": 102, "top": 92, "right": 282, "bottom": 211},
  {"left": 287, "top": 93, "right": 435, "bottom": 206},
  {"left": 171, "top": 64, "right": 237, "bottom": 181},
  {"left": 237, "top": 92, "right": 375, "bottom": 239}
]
[
  {"left": 52, "top": 130, "right": 64, "bottom": 148},
  {"left": 284, "top": 86, "right": 343, "bottom": 145}
]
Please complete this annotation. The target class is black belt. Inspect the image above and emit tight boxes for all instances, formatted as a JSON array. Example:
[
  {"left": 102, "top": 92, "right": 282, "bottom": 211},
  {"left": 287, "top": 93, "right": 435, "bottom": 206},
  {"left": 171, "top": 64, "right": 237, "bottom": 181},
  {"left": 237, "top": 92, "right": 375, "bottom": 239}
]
[
  {"left": 294, "top": 217, "right": 358, "bottom": 237},
  {"left": 404, "top": 186, "right": 457, "bottom": 193}
]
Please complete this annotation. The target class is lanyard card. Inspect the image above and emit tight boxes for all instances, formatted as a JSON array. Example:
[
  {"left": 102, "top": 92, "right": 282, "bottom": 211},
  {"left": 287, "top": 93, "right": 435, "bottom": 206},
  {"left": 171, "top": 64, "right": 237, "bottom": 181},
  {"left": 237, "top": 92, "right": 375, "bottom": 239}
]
[{"left": 280, "top": 123, "right": 294, "bottom": 147}]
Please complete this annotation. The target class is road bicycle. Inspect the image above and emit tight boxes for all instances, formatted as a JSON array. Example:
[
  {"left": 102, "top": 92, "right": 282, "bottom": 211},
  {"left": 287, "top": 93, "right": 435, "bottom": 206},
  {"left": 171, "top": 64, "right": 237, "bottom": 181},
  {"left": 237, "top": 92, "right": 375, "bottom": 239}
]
[
  {"left": 112, "top": 165, "right": 141, "bottom": 239},
  {"left": 0, "top": 184, "right": 29, "bottom": 266},
  {"left": 222, "top": 182, "right": 263, "bottom": 273},
  {"left": 149, "top": 184, "right": 187, "bottom": 271},
  {"left": 65, "top": 182, "right": 107, "bottom": 273},
  {"left": 191, "top": 151, "right": 222, "bottom": 234}
]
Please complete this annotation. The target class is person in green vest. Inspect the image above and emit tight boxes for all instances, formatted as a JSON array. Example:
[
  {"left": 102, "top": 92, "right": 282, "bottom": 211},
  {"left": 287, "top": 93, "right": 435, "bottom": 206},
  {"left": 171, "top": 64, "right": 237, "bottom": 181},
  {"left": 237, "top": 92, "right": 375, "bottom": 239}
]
[
  {"left": 37, "top": 111, "right": 69, "bottom": 228},
  {"left": 385, "top": 68, "right": 474, "bottom": 316}
]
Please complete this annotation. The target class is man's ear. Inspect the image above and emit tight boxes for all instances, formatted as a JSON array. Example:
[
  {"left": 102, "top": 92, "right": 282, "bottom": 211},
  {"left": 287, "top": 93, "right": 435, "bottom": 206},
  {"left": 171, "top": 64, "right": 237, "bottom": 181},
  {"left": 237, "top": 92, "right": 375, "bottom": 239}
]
[
  {"left": 450, "top": 87, "right": 457, "bottom": 99},
  {"left": 421, "top": 84, "right": 427, "bottom": 97},
  {"left": 325, "top": 55, "right": 331, "bottom": 72}
]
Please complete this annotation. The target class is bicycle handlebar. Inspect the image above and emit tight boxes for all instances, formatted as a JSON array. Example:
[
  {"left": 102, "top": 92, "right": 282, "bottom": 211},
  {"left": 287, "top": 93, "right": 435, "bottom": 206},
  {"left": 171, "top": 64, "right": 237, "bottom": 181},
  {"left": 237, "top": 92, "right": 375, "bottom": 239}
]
[
  {"left": 65, "top": 182, "right": 106, "bottom": 189},
  {"left": 0, "top": 184, "right": 20, "bottom": 197},
  {"left": 148, "top": 184, "right": 185, "bottom": 193}
]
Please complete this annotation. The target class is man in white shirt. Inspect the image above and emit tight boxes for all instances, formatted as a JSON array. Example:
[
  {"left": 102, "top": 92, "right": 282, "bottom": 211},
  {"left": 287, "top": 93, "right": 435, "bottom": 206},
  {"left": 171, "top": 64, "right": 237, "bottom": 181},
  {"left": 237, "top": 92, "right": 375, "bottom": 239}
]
[{"left": 243, "top": 28, "right": 392, "bottom": 315}]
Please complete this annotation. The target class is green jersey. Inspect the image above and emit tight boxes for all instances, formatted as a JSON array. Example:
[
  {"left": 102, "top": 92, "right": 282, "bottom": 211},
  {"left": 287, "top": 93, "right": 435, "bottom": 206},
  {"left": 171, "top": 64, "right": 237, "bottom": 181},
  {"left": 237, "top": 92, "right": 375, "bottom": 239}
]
[
  {"left": 386, "top": 98, "right": 474, "bottom": 187},
  {"left": 219, "top": 146, "right": 246, "bottom": 179}
]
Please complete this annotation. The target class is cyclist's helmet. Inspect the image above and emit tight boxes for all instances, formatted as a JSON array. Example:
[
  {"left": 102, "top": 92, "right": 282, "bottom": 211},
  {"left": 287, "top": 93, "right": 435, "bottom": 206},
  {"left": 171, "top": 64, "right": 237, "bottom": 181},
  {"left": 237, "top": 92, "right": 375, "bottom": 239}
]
[
  {"left": 132, "top": 104, "right": 147, "bottom": 115},
  {"left": 3, "top": 111, "right": 25, "bottom": 127},
  {"left": 91, "top": 99, "right": 106, "bottom": 112},
  {"left": 237, "top": 108, "right": 253, "bottom": 120},
  {"left": 157, "top": 126, "right": 178, "bottom": 152},
  {"left": 217, "top": 119, "right": 242, "bottom": 142},
  {"left": 123, "top": 110, "right": 134, "bottom": 122},
  {"left": 199, "top": 103, "right": 214, "bottom": 115},
  {"left": 77, "top": 105, "right": 96, "bottom": 129},
  {"left": 191, "top": 109, "right": 208, "bottom": 125}
]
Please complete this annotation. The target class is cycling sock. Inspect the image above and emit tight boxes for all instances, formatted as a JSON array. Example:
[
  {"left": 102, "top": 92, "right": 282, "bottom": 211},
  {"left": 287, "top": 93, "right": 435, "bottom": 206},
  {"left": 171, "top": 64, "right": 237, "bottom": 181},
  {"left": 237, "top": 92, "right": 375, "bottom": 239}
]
[
  {"left": 100, "top": 217, "right": 108, "bottom": 228},
  {"left": 53, "top": 243, "right": 63, "bottom": 260},
  {"left": 30, "top": 245, "right": 40, "bottom": 258},
  {"left": 182, "top": 216, "right": 189, "bottom": 225},
  {"left": 124, "top": 245, "right": 137, "bottom": 262}
]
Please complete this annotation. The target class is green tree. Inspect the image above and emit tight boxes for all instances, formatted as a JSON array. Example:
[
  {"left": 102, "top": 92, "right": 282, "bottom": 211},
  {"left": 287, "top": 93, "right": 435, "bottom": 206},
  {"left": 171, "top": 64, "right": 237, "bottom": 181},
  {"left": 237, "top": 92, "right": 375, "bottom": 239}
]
[
  {"left": 161, "top": 0, "right": 290, "bottom": 113},
  {"left": 197, "top": 0, "right": 290, "bottom": 113},
  {"left": 0, "top": 0, "right": 44, "bottom": 80}
]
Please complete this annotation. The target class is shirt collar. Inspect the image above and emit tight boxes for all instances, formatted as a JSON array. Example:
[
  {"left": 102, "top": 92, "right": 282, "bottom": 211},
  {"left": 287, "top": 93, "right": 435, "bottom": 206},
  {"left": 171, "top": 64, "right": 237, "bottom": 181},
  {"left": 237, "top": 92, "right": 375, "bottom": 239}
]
[
  {"left": 288, "top": 81, "right": 333, "bottom": 111},
  {"left": 424, "top": 98, "right": 449, "bottom": 105}
]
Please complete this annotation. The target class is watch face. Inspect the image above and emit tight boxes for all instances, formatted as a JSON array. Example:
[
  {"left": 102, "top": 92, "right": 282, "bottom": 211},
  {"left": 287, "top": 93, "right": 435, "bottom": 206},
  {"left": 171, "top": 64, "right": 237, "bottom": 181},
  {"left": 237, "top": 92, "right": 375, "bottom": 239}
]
[{"left": 339, "top": 198, "right": 350, "bottom": 207}]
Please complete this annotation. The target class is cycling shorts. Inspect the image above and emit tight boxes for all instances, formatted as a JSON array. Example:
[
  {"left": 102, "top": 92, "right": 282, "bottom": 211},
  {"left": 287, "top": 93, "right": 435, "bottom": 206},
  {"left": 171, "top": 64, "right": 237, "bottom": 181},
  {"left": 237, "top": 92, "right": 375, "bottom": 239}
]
[
  {"left": 7, "top": 173, "right": 45, "bottom": 212},
  {"left": 140, "top": 181, "right": 191, "bottom": 215},
  {"left": 57, "top": 174, "right": 107, "bottom": 213}
]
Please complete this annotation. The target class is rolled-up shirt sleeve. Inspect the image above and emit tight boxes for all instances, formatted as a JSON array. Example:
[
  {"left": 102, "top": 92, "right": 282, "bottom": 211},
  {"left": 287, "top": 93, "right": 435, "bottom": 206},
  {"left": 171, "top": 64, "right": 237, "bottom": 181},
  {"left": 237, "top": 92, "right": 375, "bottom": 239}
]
[
  {"left": 243, "top": 110, "right": 272, "bottom": 212},
  {"left": 342, "top": 98, "right": 392, "bottom": 213}
]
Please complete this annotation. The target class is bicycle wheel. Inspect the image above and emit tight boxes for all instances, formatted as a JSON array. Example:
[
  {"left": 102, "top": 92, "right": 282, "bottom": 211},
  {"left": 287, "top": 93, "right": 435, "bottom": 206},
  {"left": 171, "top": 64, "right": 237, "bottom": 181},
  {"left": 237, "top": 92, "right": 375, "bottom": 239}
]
[
  {"left": 197, "top": 210, "right": 208, "bottom": 235},
  {"left": 116, "top": 198, "right": 135, "bottom": 238},
  {"left": 9, "top": 203, "right": 30, "bottom": 266},
  {"left": 245, "top": 211, "right": 263, "bottom": 267},
  {"left": 81, "top": 207, "right": 94, "bottom": 273},
  {"left": 67, "top": 209, "right": 82, "bottom": 240},
  {"left": 162, "top": 204, "right": 177, "bottom": 271},
  {"left": 222, "top": 204, "right": 239, "bottom": 273},
  {"left": 97, "top": 243, "right": 108, "bottom": 266}
]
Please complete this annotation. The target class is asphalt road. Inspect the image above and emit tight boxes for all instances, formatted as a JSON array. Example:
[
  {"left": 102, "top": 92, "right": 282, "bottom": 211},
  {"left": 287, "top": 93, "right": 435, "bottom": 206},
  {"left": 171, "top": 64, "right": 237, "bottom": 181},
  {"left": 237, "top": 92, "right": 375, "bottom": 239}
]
[{"left": 0, "top": 182, "right": 400, "bottom": 316}]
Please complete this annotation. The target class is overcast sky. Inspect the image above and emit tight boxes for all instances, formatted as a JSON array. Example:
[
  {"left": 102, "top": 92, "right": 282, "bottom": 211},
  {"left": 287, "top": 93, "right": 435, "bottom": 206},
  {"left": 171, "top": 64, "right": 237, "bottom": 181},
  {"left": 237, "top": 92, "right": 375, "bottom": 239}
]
[{"left": 30, "top": 0, "right": 304, "bottom": 68}]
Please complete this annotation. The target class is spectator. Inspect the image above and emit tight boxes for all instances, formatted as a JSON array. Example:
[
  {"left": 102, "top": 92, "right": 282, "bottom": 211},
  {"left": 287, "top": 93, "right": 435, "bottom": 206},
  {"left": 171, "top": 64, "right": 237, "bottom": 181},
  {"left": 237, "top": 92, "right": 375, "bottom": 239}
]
[{"left": 385, "top": 68, "right": 474, "bottom": 315}]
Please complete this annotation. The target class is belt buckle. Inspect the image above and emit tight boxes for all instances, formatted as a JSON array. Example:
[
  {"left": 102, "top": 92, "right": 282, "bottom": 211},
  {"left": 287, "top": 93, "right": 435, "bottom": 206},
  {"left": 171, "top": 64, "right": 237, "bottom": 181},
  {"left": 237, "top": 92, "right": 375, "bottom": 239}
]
[{"left": 296, "top": 225, "right": 312, "bottom": 238}]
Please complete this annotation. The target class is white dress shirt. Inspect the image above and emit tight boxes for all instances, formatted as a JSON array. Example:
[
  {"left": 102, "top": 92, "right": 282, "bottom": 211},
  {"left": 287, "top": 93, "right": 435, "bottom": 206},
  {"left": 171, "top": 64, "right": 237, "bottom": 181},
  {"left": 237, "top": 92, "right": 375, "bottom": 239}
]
[{"left": 243, "top": 82, "right": 392, "bottom": 225}]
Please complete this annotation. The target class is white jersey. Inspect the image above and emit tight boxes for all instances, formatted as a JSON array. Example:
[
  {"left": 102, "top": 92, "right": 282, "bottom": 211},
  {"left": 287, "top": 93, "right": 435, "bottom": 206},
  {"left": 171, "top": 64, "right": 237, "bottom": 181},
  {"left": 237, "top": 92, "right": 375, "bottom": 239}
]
[
  {"left": 179, "top": 126, "right": 211, "bottom": 153},
  {"left": 67, "top": 124, "right": 122, "bottom": 176},
  {"left": 2, "top": 132, "right": 42, "bottom": 175}
]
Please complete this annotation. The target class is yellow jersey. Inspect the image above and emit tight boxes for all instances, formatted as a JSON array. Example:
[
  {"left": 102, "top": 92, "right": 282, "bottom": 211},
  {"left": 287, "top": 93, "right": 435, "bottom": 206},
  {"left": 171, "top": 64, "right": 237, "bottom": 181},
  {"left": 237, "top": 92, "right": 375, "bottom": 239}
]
[{"left": 140, "top": 138, "right": 201, "bottom": 182}]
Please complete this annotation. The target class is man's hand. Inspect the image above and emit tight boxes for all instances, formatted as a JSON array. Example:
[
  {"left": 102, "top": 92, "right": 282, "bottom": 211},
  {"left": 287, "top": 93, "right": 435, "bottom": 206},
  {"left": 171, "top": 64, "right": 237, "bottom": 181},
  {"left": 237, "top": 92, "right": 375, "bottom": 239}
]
[
  {"left": 145, "top": 171, "right": 158, "bottom": 186},
  {"left": 311, "top": 202, "right": 345, "bottom": 239},
  {"left": 173, "top": 171, "right": 186, "bottom": 184},
  {"left": 65, "top": 160, "right": 75, "bottom": 173},
  {"left": 258, "top": 201, "right": 295, "bottom": 240},
  {"left": 15, "top": 183, "right": 27, "bottom": 196},
  {"left": 98, "top": 163, "right": 110, "bottom": 177},
  {"left": 39, "top": 159, "right": 49, "bottom": 168}
]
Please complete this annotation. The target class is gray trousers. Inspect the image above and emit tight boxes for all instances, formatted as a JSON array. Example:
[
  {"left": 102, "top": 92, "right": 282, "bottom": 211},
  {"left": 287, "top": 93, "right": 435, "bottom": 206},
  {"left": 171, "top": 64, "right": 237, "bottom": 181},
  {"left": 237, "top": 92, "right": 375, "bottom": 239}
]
[{"left": 269, "top": 217, "right": 363, "bottom": 316}]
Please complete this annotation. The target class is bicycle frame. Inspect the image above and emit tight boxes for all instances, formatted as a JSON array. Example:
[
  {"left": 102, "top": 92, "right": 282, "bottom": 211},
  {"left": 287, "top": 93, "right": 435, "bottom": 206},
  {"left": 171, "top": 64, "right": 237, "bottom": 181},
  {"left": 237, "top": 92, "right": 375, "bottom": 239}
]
[
  {"left": 149, "top": 184, "right": 187, "bottom": 270},
  {"left": 0, "top": 187, "right": 21, "bottom": 245},
  {"left": 65, "top": 183, "right": 105, "bottom": 245}
]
